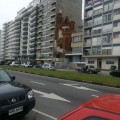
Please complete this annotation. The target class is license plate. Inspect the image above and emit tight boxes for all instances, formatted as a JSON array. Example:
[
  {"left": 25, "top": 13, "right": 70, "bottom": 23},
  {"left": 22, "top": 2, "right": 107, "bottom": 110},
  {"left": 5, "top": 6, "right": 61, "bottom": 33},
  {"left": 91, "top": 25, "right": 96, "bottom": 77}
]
[{"left": 9, "top": 106, "right": 23, "bottom": 116}]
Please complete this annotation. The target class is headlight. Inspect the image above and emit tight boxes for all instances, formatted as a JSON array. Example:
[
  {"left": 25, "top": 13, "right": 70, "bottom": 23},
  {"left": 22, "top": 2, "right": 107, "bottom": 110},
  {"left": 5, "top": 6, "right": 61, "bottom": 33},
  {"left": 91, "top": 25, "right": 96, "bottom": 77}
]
[{"left": 27, "top": 90, "right": 34, "bottom": 99}]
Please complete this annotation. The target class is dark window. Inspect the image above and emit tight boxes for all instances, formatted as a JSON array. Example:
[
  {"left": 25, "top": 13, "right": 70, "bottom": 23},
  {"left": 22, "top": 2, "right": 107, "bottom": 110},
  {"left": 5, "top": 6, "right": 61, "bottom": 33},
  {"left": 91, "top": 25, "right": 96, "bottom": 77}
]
[{"left": 83, "top": 116, "right": 110, "bottom": 120}]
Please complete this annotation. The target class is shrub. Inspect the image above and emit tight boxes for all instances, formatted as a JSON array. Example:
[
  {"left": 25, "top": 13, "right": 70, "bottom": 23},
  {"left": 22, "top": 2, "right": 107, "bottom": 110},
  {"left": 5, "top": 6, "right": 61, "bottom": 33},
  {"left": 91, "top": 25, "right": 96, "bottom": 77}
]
[{"left": 110, "top": 65, "right": 117, "bottom": 71}]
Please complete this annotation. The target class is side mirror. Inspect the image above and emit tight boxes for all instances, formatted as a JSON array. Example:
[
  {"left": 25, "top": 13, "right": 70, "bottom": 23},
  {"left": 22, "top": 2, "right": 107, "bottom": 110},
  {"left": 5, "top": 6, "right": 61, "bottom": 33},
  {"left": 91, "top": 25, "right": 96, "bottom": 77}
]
[{"left": 11, "top": 76, "right": 16, "bottom": 81}]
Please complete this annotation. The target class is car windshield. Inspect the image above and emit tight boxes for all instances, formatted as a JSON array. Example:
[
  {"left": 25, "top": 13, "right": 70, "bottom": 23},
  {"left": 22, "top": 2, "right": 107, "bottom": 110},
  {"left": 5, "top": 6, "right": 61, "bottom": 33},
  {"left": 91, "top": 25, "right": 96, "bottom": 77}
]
[{"left": 0, "top": 70, "right": 11, "bottom": 82}]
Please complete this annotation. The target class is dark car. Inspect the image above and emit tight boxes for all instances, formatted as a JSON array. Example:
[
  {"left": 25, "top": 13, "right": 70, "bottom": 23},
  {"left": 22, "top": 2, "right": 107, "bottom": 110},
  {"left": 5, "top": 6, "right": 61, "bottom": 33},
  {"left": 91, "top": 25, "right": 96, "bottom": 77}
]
[
  {"left": 80, "top": 65, "right": 100, "bottom": 74},
  {"left": 0, "top": 68, "right": 35, "bottom": 119},
  {"left": 34, "top": 64, "right": 42, "bottom": 68},
  {"left": 110, "top": 70, "right": 120, "bottom": 77}
]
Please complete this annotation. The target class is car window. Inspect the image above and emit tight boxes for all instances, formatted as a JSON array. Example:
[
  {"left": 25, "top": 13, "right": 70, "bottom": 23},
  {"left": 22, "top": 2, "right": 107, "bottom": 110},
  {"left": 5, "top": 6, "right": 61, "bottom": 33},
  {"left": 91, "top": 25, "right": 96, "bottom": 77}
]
[
  {"left": 89, "top": 65, "right": 94, "bottom": 68},
  {"left": 0, "top": 70, "right": 11, "bottom": 82},
  {"left": 83, "top": 116, "right": 110, "bottom": 120}
]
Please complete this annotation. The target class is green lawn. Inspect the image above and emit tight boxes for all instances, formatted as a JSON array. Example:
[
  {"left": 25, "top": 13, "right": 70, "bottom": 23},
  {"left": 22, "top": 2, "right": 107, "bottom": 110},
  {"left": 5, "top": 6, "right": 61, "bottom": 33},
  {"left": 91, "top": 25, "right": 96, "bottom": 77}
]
[{"left": 0, "top": 65, "right": 120, "bottom": 87}]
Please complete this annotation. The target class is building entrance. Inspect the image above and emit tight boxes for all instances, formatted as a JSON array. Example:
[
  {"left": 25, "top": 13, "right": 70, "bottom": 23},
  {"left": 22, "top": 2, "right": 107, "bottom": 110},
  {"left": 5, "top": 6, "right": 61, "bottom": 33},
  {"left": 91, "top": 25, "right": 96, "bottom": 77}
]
[{"left": 97, "top": 59, "right": 102, "bottom": 69}]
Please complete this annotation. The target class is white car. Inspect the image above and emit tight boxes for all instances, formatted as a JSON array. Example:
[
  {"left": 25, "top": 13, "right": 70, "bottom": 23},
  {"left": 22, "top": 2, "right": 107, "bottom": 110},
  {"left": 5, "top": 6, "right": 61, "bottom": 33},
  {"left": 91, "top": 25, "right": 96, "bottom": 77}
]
[
  {"left": 42, "top": 63, "right": 55, "bottom": 70},
  {"left": 10, "top": 62, "right": 19, "bottom": 67},
  {"left": 21, "top": 63, "right": 33, "bottom": 68}
]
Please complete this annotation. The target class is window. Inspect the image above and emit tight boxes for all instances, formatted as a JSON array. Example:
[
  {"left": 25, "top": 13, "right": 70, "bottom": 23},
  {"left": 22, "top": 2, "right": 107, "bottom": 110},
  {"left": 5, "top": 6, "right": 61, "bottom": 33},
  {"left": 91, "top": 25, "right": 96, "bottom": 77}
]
[
  {"left": 114, "top": 9, "right": 120, "bottom": 16},
  {"left": 102, "top": 34, "right": 112, "bottom": 44},
  {"left": 92, "top": 37, "right": 101, "bottom": 46},
  {"left": 106, "top": 60, "right": 114, "bottom": 64},
  {"left": 72, "top": 36, "right": 80, "bottom": 42},
  {"left": 94, "top": 16, "right": 102, "bottom": 25},
  {"left": 93, "top": 6, "right": 103, "bottom": 15},
  {"left": 92, "top": 47, "right": 101, "bottom": 55},
  {"left": 114, "top": 0, "right": 120, "bottom": 4},
  {"left": 113, "top": 21, "right": 120, "bottom": 27},
  {"left": 84, "top": 39, "right": 91, "bottom": 46},
  {"left": 104, "top": 3, "right": 113, "bottom": 12},
  {"left": 103, "top": 14, "right": 112, "bottom": 23},
  {"left": 102, "top": 48, "right": 112, "bottom": 55},
  {"left": 88, "top": 61, "right": 94, "bottom": 64},
  {"left": 72, "top": 47, "right": 82, "bottom": 53},
  {"left": 83, "top": 116, "right": 110, "bottom": 120},
  {"left": 102, "top": 24, "right": 112, "bottom": 33},
  {"left": 113, "top": 33, "right": 120, "bottom": 39}
]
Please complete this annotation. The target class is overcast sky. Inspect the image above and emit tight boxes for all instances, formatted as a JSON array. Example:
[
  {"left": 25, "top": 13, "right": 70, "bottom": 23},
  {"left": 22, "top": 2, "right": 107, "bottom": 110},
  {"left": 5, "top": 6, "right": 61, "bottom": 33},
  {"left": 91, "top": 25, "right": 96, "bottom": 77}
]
[
  {"left": 0, "top": 0, "right": 84, "bottom": 30},
  {"left": 0, "top": 0, "right": 32, "bottom": 29}
]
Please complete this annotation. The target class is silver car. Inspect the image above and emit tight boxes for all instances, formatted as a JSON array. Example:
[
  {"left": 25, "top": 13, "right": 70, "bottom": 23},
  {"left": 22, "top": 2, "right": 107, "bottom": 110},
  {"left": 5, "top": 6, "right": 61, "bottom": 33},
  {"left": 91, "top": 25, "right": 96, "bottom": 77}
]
[{"left": 42, "top": 63, "right": 55, "bottom": 70}]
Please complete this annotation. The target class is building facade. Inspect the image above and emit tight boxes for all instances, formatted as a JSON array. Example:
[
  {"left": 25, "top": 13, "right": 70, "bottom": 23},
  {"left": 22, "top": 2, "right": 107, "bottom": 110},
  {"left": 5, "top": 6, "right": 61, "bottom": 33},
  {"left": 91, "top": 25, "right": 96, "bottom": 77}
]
[
  {"left": 36, "top": 0, "right": 82, "bottom": 64},
  {"left": 84, "top": 0, "right": 120, "bottom": 69},
  {"left": 65, "top": 26, "right": 84, "bottom": 63},
  {"left": 1, "top": 0, "right": 82, "bottom": 65}
]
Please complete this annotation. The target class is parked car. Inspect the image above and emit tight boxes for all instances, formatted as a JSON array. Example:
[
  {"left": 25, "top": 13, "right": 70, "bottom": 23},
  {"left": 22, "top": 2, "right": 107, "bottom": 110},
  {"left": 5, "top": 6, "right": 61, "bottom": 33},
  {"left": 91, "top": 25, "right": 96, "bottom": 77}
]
[
  {"left": 110, "top": 70, "right": 120, "bottom": 77},
  {"left": 58, "top": 94, "right": 120, "bottom": 120},
  {"left": 34, "top": 64, "right": 42, "bottom": 68},
  {"left": 10, "top": 62, "right": 19, "bottom": 67},
  {"left": 42, "top": 63, "right": 55, "bottom": 70},
  {"left": 21, "top": 63, "right": 33, "bottom": 68},
  {"left": 80, "top": 64, "right": 100, "bottom": 74},
  {"left": 0, "top": 68, "right": 35, "bottom": 119}
]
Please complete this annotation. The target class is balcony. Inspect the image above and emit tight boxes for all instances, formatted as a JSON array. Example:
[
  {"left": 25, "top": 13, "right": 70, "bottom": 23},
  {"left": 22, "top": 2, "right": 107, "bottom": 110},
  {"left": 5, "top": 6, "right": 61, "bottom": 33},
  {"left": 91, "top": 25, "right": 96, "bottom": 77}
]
[
  {"left": 29, "top": 42, "right": 35, "bottom": 47},
  {"left": 84, "top": 22, "right": 92, "bottom": 28},
  {"left": 94, "top": 20, "right": 102, "bottom": 26},
  {"left": 30, "top": 16, "right": 36, "bottom": 23},
  {"left": 30, "top": 27, "right": 36, "bottom": 32},
  {"left": 113, "top": 26, "right": 120, "bottom": 32},
  {"left": 29, "top": 37, "right": 35, "bottom": 42},
  {"left": 50, "top": 18, "right": 55, "bottom": 23},
  {"left": 102, "top": 49, "right": 112, "bottom": 55},
  {"left": 104, "top": 7, "right": 113, "bottom": 12},
  {"left": 114, "top": 2, "right": 120, "bottom": 10},
  {"left": 51, "top": 0, "right": 56, "bottom": 5},
  {"left": 113, "top": 37, "right": 120, "bottom": 44},
  {"left": 84, "top": 32, "right": 91, "bottom": 37},
  {"left": 85, "top": 3, "right": 93, "bottom": 9},
  {"left": 93, "top": 0, "right": 103, "bottom": 6},
  {"left": 30, "top": 10, "right": 36, "bottom": 18},
  {"left": 84, "top": 42, "right": 91, "bottom": 47},
  {"left": 50, "top": 11, "right": 55, "bottom": 17},
  {"left": 92, "top": 30, "right": 102, "bottom": 36},
  {"left": 113, "top": 15, "right": 120, "bottom": 21}
]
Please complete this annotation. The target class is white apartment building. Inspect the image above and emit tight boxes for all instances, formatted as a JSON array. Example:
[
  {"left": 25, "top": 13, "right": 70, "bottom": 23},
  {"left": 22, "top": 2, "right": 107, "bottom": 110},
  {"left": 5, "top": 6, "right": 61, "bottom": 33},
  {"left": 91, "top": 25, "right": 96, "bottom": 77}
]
[
  {"left": 84, "top": 0, "right": 120, "bottom": 70},
  {"left": 1, "top": 0, "right": 82, "bottom": 64}
]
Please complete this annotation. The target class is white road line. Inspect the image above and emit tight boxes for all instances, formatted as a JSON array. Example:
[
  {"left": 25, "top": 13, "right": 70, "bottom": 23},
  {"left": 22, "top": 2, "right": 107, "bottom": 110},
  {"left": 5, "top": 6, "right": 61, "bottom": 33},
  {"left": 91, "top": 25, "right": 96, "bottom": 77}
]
[
  {"left": 32, "top": 109, "right": 56, "bottom": 120},
  {"left": 30, "top": 81, "right": 45, "bottom": 85},
  {"left": 91, "top": 95, "right": 99, "bottom": 97}
]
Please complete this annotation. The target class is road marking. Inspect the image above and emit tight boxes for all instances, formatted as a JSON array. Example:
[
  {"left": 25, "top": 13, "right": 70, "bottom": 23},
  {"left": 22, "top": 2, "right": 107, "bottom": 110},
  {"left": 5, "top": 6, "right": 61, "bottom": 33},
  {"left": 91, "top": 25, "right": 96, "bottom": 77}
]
[
  {"left": 30, "top": 81, "right": 45, "bottom": 85},
  {"left": 33, "top": 109, "right": 56, "bottom": 120},
  {"left": 33, "top": 89, "right": 71, "bottom": 102},
  {"left": 60, "top": 83, "right": 100, "bottom": 92},
  {"left": 91, "top": 95, "right": 99, "bottom": 97}
]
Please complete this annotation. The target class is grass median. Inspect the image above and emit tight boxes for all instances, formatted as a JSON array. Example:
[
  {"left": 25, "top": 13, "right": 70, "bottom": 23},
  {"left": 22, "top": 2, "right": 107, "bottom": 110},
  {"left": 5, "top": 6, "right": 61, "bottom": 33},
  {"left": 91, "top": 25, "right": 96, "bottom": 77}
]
[{"left": 0, "top": 65, "right": 120, "bottom": 87}]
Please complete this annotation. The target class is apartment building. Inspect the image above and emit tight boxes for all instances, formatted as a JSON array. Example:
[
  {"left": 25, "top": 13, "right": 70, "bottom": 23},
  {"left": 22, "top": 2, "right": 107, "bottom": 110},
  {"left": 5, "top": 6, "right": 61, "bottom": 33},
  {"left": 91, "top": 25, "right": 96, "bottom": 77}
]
[
  {"left": 1, "top": 0, "right": 82, "bottom": 64},
  {"left": 84, "top": 0, "right": 120, "bottom": 69},
  {"left": 1, "top": 0, "right": 39, "bottom": 64},
  {"left": 36, "top": 0, "right": 82, "bottom": 64},
  {"left": 65, "top": 26, "right": 84, "bottom": 63}
]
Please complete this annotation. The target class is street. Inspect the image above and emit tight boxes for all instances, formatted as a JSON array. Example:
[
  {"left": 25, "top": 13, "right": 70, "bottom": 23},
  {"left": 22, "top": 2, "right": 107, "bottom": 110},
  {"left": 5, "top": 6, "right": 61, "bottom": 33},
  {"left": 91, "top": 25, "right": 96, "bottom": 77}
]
[{"left": 8, "top": 70, "right": 120, "bottom": 120}]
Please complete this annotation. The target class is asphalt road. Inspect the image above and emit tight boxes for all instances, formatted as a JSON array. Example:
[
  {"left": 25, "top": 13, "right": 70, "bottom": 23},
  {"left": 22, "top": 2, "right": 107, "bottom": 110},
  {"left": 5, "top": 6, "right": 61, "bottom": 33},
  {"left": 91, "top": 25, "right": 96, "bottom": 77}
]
[{"left": 7, "top": 70, "right": 120, "bottom": 120}]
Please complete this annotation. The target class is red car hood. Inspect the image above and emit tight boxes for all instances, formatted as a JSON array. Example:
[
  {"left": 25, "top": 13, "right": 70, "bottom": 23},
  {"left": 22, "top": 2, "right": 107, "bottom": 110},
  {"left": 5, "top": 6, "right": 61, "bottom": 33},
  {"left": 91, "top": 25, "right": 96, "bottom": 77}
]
[
  {"left": 58, "top": 94, "right": 120, "bottom": 120},
  {"left": 87, "top": 94, "right": 120, "bottom": 114}
]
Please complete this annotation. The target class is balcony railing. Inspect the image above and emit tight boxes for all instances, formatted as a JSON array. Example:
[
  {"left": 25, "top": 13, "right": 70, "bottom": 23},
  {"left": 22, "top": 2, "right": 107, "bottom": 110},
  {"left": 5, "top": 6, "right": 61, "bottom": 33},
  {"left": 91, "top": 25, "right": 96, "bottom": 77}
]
[{"left": 84, "top": 22, "right": 93, "bottom": 27}]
